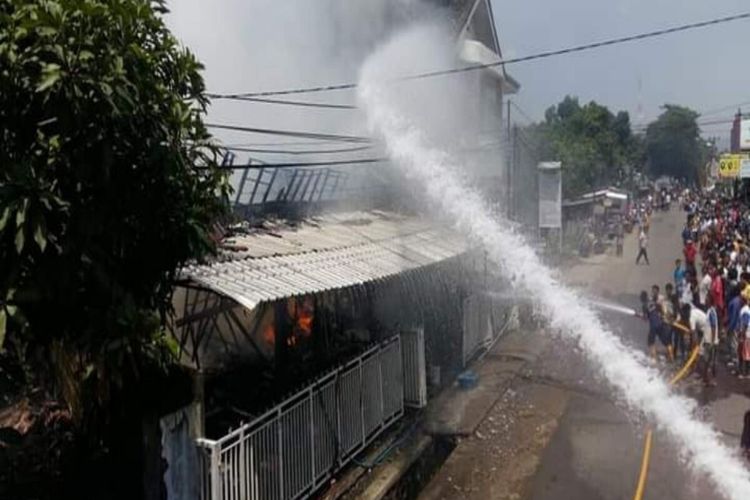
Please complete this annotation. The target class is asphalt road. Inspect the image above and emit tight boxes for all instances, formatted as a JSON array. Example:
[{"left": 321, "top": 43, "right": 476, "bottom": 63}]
[{"left": 529, "top": 208, "right": 749, "bottom": 500}]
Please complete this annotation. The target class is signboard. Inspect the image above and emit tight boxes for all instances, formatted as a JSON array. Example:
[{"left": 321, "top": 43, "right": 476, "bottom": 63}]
[
  {"left": 741, "top": 119, "right": 750, "bottom": 151},
  {"left": 741, "top": 158, "right": 750, "bottom": 179},
  {"left": 538, "top": 162, "right": 562, "bottom": 229},
  {"left": 719, "top": 154, "right": 742, "bottom": 178}
]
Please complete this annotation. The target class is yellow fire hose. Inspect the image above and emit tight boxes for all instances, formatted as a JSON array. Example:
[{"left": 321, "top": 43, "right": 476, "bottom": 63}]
[{"left": 632, "top": 333, "right": 700, "bottom": 500}]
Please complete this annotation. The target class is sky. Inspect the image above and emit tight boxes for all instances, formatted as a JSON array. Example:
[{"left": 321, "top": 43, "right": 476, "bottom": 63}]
[
  {"left": 166, "top": 0, "right": 750, "bottom": 151},
  {"left": 494, "top": 0, "right": 750, "bottom": 144}
]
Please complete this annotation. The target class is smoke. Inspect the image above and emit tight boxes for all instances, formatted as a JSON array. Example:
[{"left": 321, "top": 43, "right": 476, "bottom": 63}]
[
  {"left": 358, "top": 24, "right": 750, "bottom": 500},
  {"left": 166, "top": 1, "right": 501, "bottom": 203}
]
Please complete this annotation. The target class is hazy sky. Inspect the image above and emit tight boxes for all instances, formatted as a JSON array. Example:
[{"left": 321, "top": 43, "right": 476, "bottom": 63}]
[
  {"left": 494, "top": 0, "right": 750, "bottom": 142},
  {"left": 167, "top": 0, "right": 750, "bottom": 148}
]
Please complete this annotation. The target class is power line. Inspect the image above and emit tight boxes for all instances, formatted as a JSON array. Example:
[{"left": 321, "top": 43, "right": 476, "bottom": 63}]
[
  {"left": 207, "top": 94, "right": 357, "bottom": 109},
  {"left": 210, "top": 12, "right": 750, "bottom": 98},
  {"left": 222, "top": 144, "right": 373, "bottom": 155},
  {"left": 699, "top": 101, "right": 750, "bottom": 117},
  {"left": 206, "top": 123, "right": 371, "bottom": 143},
  {"left": 202, "top": 157, "right": 387, "bottom": 170},
  {"left": 510, "top": 101, "right": 536, "bottom": 125}
]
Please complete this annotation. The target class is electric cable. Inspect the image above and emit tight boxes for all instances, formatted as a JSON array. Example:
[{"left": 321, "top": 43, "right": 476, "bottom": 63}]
[
  {"left": 222, "top": 144, "right": 373, "bottom": 155},
  {"left": 198, "top": 157, "right": 387, "bottom": 171},
  {"left": 206, "top": 123, "right": 372, "bottom": 144},
  {"left": 210, "top": 12, "right": 750, "bottom": 99},
  {"left": 207, "top": 94, "right": 357, "bottom": 109}
]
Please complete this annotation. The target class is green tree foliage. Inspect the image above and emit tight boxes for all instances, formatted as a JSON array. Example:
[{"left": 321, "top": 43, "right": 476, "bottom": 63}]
[
  {"left": 528, "top": 96, "right": 640, "bottom": 197},
  {"left": 0, "top": 0, "right": 228, "bottom": 416},
  {"left": 645, "top": 105, "right": 704, "bottom": 182}
]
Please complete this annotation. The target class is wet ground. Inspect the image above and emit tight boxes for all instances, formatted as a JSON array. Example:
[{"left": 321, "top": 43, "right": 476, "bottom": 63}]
[{"left": 420, "top": 208, "right": 750, "bottom": 500}]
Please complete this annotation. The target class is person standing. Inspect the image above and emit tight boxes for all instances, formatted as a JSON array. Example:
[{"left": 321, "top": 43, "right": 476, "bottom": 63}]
[
  {"left": 699, "top": 266, "right": 712, "bottom": 310},
  {"left": 737, "top": 289, "right": 750, "bottom": 379},
  {"left": 710, "top": 266, "right": 725, "bottom": 326},
  {"left": 664, "top": 283, "right": 683, "bottom": 361},
  {"left": 686, "top": 303, "right": 711, "bottom": 361},
  {"left": 636, "top": 229, "right": 650, "bottom": 265},
  {"left": 703, "top": 295, "right": 719, "bottom": 387},
  {"left": 684, "top": 238, "right": 698, "bottom": 276},
  {"left": 741, "top": 410, "right": 750, "bottom": 461},
  {"left": 674, "top": 259, "right": 686, "bottom": 294},
  {"left": 727, "top": 287, "right": 743, "bottom": 367}
]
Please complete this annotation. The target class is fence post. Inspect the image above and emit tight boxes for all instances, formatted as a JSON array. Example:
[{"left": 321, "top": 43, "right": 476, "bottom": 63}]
[
  {"left": 210, "top": 442, "right": 222, "bottom": 500},
  {"left": 309, "top": 387, "right": 316, "bottom": 487},
  {"left": 277, "top": 407, "right": 284, "bottom": 500},
  {"left": 239, "top": 427, "right": 247, "bottom": 500}
]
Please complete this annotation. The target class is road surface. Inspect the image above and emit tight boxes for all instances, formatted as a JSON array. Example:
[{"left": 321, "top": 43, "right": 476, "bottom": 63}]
[{"left": 420, "top": 208, "right": 750, "bottom": 500}]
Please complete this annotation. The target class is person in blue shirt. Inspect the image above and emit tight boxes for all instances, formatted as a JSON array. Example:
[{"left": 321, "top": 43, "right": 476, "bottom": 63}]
[
  {"left": 727, "top": 288, "right": 743, "bottom": 361},
  {"left": 673, "top": 259, "right": 686, "bottom": 295}
]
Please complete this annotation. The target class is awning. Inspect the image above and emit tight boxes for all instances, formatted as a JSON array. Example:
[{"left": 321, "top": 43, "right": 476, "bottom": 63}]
[{"left": 181, "top": 211, "right": 468, "bottom": 311}]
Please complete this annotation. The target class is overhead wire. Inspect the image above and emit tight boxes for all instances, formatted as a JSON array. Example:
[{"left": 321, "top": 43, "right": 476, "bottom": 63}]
[
  {"left": 200, "top": 157, "right": 387, "bottom": 170},
  {"left": 207, "top": 94, "right": 357, "bottom": 109},
  {"left": 206, "top": 123, "right": 372, "bottom": 144},
  {"left": 222, "top": 144, "right": 373, "bottom": 155},
  {"left": 209, "top": 12, "right": 750, "bottom": 98}
]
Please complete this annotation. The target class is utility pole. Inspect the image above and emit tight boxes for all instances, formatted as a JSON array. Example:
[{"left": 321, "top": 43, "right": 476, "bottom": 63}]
[{"left": 507, "top": 99, "right": 513, "bottom": 218}]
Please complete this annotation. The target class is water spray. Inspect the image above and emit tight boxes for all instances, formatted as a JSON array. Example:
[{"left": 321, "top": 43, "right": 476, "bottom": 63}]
[{"left": 358, "top": 25, "right": 750, "bottom": 500}]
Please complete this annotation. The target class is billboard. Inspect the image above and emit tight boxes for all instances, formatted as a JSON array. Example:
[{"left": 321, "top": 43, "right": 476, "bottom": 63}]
[
  {"left": 538, "top": 162, "right": 562, "bottom": 229},
  {"left": 719, "top": 154, "right": 742, "bottom": 178},
  {"left": 741, "top": 119, "right": 750, "bottom": 151}
]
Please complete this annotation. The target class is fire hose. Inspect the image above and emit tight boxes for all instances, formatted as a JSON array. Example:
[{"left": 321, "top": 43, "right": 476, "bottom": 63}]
[{"left": 632, "top": 316, "right": 700, "bottom": 500}]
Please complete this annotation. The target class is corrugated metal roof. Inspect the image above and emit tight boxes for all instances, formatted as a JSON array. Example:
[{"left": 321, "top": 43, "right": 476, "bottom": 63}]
[{"left": 183, "top": 211, "right": 467, "bottom": 310}]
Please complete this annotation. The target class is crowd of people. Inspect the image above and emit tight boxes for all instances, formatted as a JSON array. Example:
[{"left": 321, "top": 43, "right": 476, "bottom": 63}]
[
  {"left": 639, "top": 188, "right": 750, "bottom": 385},
  {"left": 634, "top": 186, "right": 750, "bottom": 461}
]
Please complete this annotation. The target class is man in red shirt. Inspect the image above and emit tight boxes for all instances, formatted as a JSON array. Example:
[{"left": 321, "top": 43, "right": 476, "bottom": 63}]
[
  {"left": 684, "top": 239, "right": 697, "bottom": 276},
  {"left": 710, "top": 266, "right": 725, "bottom": 327}
]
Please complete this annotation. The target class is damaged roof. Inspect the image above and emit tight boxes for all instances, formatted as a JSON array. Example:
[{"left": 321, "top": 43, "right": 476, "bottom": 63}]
[{"left": 181, "top": 211, "right": 467, "bottom": 311}]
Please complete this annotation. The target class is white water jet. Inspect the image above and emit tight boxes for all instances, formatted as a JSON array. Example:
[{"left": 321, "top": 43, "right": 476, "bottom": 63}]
[
  {"left": 589, "top": 299, "right": 638, "bottom": 317},
  {"left": 358, "top": 25, "right": 750, "bottom": 500}
]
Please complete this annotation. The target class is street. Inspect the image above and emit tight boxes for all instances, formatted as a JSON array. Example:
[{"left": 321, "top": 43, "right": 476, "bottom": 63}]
[{"left": 421, "top": 208, "right": 750, "bottom": 499}]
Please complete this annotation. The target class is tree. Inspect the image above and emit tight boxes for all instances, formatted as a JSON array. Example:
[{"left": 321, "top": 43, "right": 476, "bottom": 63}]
[
  {"left": 645, "top": 105, "right": 703, "bottom": 182},
  {"left": 0, "top": 0, "right": 228, "bottom": 418},
  {"left": 528, "top": 96, "right": 639, "bottom": 197}
]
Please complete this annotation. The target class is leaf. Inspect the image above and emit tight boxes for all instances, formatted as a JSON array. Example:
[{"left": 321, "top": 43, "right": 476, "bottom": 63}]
[
  {"left": 15, "top": 199, "right": 28, "bottom": 227},
  {"left": 34, "top": 222, "right": 47, "bottom": 252},
  {"left": 15, "top": 227, "right": 24, "bottom": 254},
  {"left": 36, "top": 63, "right": 61, "bottom": 92},
  {"left": 0, "top": 207, "right": 10, "bottom": 231},
  {"left": 0, "top": 309, "right": 6, "bottom": 350}
]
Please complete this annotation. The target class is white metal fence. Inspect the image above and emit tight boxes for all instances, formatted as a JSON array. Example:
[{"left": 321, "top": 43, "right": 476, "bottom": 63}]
[
  {"left": 462, "top": 293, "right": 515, "bottom": 366},
  {"left": 401, "top": 329, "right": 427, "bottom": 408},
  {"left": 196, "top": 336, "right": 404, "bottom": 500}
]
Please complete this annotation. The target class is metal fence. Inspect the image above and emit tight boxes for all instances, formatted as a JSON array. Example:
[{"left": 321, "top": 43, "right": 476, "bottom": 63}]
[
  {"left": 196, "top": 336, "right": 404, "bottom": 500},
  {"left": 462, "top": 293, "right": 515, "bottom": 366}
]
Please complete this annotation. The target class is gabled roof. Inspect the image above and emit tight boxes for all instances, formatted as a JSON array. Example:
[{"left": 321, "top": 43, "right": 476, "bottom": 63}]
[{"left": 435, "top": 0, "right": 519, "bottom": 93}]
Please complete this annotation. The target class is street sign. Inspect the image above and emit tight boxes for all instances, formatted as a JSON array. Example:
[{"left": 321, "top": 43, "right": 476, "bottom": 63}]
[{"left": 718, "top": 154, "right": 742, "bottom": 178}]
